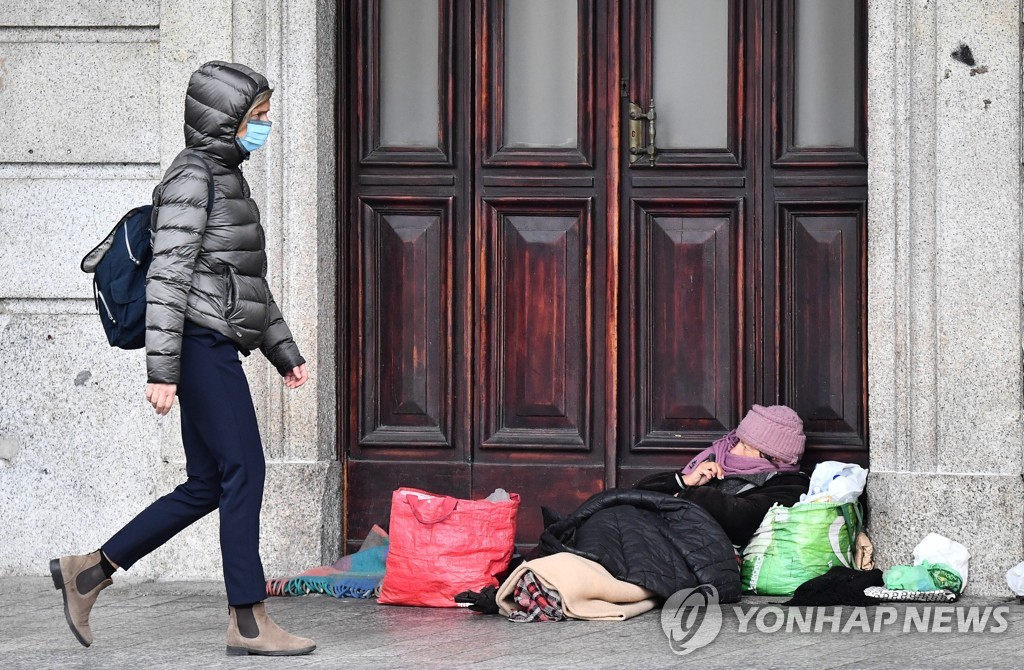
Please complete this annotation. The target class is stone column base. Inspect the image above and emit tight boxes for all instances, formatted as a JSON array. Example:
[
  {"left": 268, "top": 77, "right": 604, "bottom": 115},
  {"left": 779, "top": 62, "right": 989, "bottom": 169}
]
[{"left": 867, "top": 472, "right": 1024, "bottom": 595}]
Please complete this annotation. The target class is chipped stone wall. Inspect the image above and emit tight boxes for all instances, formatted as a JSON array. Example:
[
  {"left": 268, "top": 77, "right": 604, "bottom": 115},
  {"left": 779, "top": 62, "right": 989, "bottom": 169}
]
[
  {"left": 0, "top": 1, "right": 339, "bottom": 584},
  {"left": 868, "top": 0, "right": 1024, "bottom": 594}
]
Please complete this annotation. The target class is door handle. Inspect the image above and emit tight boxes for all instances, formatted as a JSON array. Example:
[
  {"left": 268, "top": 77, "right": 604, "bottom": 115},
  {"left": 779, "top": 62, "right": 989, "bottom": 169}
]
[{"left": 628, "top": 99, "right": 657, "bottom": 165}]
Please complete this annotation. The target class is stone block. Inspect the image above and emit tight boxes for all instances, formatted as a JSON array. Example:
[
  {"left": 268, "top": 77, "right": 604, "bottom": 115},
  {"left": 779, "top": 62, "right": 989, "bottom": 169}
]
[
  {"left": 0, "top": 177, "right": 158, "bottom": 299},
  {"left": 865, "top": 0, "right": 900, "bottom": 475},
  {"left": 866, "top": 472, "right": 1024, "bottom": 596},
  {"left": 158, "top": 0, "right": 233, "bottom": 169},
  {"left": 0, "top": 2, "right": 159, "bottom": 26},
  {"left": 932, "top": 0, "right": 1022, "bottom": 475},
  {"left": 867, "top": 0, "right": 1024, "bottom": 477},
  {"left": 0, "top": 42, "right": 159, "bottom": 163},
  {"left": 0, "top": 310, "right": 160, "bottom": 576},
  {"left": 135, "top": 460, "right": 341, "bottom": 583}
]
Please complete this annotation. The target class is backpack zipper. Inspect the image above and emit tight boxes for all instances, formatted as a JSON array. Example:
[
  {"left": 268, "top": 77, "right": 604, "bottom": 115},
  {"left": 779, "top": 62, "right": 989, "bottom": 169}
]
[
  {"left": 124, "top": 222, "right": 140, "bottom": 265},
  {"left": 96, "top": 289, "right": 117, "bottom": 324}
]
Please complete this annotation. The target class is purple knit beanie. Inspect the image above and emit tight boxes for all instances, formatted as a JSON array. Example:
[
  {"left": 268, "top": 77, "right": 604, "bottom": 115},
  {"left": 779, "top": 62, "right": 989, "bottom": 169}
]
[{"left": 735, "top": 404, "right": 805, "bottom": 465}]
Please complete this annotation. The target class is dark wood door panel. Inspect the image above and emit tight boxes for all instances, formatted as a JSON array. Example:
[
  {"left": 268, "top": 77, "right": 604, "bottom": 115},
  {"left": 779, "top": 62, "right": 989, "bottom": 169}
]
[
  {"left": 622, "top": 198, "right": 744, "bottom": 467},
  {"left": 341, "top": 2, "right": 870, "bottom": 549},
  {"left": 354, "top": 196, "right": 457, "bottom": 457},
  {"left": 772, "top": 198, "right": 867, "bottom": 449},
  {"left": 477, "top": 197, "right": 597, "bottom": 456}
]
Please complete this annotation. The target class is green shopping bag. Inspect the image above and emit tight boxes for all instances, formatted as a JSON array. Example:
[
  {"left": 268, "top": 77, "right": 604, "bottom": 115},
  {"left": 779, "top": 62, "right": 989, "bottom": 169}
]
[{"left": 740, "top": 502, "right": 863, "bottom": 596}]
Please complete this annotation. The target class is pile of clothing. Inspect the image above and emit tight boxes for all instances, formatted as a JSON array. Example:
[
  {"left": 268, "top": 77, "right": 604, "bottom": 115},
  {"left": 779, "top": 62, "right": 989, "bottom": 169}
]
[
  {"left": 785, "top": 531, "right": 970, "bottom": 607},
  {"left": 266, "top": 526, "right": 388, "bottom": 599},
  {"left": 482, "top": 487, "right": 739, "bottom": 623}
]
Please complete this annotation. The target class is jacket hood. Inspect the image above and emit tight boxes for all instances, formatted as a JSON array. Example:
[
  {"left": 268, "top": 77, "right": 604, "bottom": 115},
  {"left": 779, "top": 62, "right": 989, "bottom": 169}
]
[{"left": 184, "top": 61, "right": 271, "bottom": 166}]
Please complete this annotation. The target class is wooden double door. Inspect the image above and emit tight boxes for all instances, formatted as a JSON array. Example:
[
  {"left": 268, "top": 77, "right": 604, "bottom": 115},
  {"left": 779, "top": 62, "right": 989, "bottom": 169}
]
[{"left": 341, "top": 0, "right": 867, "bottom": 549}]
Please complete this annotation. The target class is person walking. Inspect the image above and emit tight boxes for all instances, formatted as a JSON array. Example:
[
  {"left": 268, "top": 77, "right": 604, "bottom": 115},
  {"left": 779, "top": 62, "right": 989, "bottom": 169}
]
[{"left": 50, "top": 61, "right": 315, "bottom": 657}]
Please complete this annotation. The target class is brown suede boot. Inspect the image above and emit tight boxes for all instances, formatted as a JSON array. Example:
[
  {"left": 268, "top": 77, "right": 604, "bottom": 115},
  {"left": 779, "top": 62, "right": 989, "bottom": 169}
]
[
  {"left": 226, "top": 603, "right": 316, "bottom": 656},
  {"left": 49, "top": 551, "right": 113, "bottom": 647}
]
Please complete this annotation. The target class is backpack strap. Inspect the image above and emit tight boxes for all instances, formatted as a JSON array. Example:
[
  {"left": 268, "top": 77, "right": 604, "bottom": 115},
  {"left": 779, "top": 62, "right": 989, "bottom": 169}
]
[{"left": 193, "top": 151, "right": 216, "bottom": 216}]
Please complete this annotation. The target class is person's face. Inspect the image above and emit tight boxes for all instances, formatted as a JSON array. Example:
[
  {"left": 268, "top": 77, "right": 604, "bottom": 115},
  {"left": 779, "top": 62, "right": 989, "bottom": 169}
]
[
  {"left": 730, "top": 440, "right": 761, "bottom": 458},
  {"left": 237, "top": 99, "right": 271, "bottom": 138},
  {"left": 730, "top": 440, "right": 781, "bottom": 464}
]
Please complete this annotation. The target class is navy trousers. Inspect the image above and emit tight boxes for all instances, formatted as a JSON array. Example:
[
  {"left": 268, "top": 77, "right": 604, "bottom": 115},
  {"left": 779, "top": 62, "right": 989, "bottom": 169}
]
[{"left": 103, "top": 323, "right": 267, "bottom": 605}]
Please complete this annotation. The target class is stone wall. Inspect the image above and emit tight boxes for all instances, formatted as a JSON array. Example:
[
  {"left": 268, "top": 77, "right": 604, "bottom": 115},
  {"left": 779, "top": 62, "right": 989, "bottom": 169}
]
[
  {"left": 0, "top": 1, "right": 339, "bottom": 584},
  {"left": 867, "top": 0, "right": 1024, "bottom": 594}
]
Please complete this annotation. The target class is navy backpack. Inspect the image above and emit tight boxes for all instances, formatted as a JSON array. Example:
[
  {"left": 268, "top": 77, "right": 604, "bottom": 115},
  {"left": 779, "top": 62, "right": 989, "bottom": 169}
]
[{"left": 81, "top": 158, "right": 213, "bottom": 349}]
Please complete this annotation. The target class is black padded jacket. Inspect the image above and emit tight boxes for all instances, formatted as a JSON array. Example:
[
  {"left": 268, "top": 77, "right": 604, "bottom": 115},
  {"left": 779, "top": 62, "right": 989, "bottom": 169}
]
[
  {"left": 633, "top": 470, "right": 811, "bottom": 546},
  {"left": 675, "top": 473, "right": 811, "bottom": 546},
  {"left": 145, "top": 61, "right": 304, "bottom": 383},
  {"left": 536, "top": 489, "right": 743, "bottom": 603}
]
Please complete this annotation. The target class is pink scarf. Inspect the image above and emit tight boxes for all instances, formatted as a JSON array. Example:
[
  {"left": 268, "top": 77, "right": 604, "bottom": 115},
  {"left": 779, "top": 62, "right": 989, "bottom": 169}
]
[{"left": 681, "top": 431, "right": 800, "bottom": 476}]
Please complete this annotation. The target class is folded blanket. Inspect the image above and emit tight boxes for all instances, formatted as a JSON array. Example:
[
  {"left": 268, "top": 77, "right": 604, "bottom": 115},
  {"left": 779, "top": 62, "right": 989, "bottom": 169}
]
[
  {"left": 266, "top": 525, "right": 389, "bottom": 599},
  {"left": 509, "top": 571, "right": 565, "bottom": 623},
  {"left": 497, "top": 552, "right": 658, "bottom": 621}
]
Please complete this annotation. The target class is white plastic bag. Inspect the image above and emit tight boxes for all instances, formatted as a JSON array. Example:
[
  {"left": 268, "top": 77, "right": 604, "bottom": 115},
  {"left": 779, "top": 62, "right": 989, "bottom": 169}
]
[
  {"left": 799, "top": 461, "right": 868, "bottom": 505},
  {"left": 912, "top": 533, "right": 970, "bottom": 590},
  {"left": 1005, "top": 561, "right": 1024, "bottom": 596}
]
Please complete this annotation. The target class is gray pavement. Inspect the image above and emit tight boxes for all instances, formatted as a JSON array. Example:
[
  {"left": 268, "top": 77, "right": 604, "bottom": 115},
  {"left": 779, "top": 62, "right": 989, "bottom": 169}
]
[{"left": 2, "top": 577, "right": 1022, "bottom": 669}]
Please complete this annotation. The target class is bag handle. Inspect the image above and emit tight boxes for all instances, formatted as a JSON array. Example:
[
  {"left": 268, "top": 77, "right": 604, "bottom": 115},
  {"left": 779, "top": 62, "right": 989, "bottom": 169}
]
[
  {"left": 839, "top": 502, "right": 864, "bottom": 554},
  {"left": 406, "top": 494, "right": 458, "bottom": 524}
]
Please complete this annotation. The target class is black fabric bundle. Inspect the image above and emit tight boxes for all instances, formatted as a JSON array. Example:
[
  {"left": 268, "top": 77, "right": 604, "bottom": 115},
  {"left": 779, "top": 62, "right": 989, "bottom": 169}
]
[{"left": 783, "top": 566, "right": 884, "bottom": 607}]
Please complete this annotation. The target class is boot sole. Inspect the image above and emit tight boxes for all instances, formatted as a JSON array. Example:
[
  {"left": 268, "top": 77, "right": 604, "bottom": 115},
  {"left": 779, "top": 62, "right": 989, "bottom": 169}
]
[
  {"left": 50, "top": 558, "right": 91, "bottom": 648},
  {"left": 226, "top": 644, "right": 317, "bottom": 656}
]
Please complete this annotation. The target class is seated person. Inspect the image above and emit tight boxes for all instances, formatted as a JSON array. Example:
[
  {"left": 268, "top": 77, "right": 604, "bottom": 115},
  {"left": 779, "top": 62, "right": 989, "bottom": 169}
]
[{"left": 634, "top": 404, "right": 810, "bottom": 546}]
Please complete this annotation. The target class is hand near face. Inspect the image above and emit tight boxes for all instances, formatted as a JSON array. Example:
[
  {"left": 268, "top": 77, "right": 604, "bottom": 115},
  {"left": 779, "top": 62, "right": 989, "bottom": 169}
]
[{"left": 681, "top": 460, "right": 724, "bottom": 487}]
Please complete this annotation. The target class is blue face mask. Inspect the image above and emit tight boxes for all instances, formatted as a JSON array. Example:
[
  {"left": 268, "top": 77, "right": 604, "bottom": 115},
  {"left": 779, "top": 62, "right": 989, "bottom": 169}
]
[{"left": 238, "top": 120, "right": 272, "bottom": 153}]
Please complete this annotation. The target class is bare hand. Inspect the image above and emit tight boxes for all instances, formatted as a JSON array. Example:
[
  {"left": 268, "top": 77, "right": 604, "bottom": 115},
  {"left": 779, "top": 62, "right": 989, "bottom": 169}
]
[
  {"left": 682, "top": 461, "right": 725, "bottom": 487},
  {"left": 146, "top": 383, "right": 178, "bottom": 416},
  {"left": 283, "top": 363, "right": 309, "bottom": 389}
]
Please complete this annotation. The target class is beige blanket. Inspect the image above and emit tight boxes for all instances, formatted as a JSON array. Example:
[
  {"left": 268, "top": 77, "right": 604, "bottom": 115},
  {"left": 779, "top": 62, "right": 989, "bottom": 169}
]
[{"left": 496, "top": 552, "right": 658, "bottom": 621}]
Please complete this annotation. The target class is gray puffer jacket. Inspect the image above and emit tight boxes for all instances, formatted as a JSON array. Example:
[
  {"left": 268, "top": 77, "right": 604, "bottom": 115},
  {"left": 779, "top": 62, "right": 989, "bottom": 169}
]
[{"left": 146, "top": 61, "right": 304, "bottom": 384}]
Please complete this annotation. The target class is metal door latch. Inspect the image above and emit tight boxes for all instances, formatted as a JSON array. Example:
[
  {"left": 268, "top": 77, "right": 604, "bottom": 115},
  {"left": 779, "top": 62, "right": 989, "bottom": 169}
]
[{"left": 629, "top": 99, "right": 657, "bottom": 165}]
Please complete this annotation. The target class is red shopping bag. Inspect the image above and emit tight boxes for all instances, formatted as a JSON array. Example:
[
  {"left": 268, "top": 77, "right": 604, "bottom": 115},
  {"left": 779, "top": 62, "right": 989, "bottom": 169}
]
[{"left": 378, "top": 487, "right": 520, "bottom": 607}]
